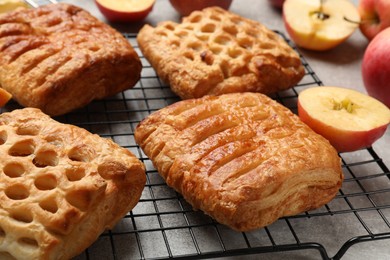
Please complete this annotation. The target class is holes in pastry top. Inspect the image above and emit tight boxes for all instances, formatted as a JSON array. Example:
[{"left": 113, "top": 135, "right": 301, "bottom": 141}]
[
  {"left": 39, "top": 197, "right": 58, "bottom": 214},
  {"left": 231, "top": 17, "right": 244, "bottom": 25},
  {"left": 201, "top": 23, "right": 216, "bottom": 33},
  {"left": 187, "top": 41, "right": 202, "bottom": 51},
  {"left": 238, "top": 37, "right": 254, "bottom": 50},
  {"left": 8, "top": 139, "right": 35, "bottom": 157},
  {"left": 88, "top": 45, "right": 100, "bottom": 52},
  {"left": 175, "top": 30, "right": 189, "bottom": 39},
  {"left": 65, "top": 167, "right": 86, "bottom": 182},
  {"left": 45, "top": 16, "right": 63, "bottom": 27},
  {"left": 214, "top": 35, "right": 231, "bottom": 45},
  {"left": 200, "top": 51, "right": 214, "bottom": 66},
  {"left": 223, "top": 25, "right": 238, "bottom": 36},
  {"left": 170, "top": 40, "right": 180, "bottom": 48},
  {"left": 17, "top": 237, "right": 39, "bottom": 250},
  {"left": 228, "top": 48, "right": 243, "bottom": 59},
  {"left": 210, "top": 14, "right": 222, "bottom": 21},
  {"left": 10, "top": 210, "right": 33, "bottom": 224},
  {"left": 5, "top": 184, "right": 29, "bottom": 200},
  {"left": 259, "top": 42, "right": 276, "bottom": 50},
  {"left": 32, "top": 150, "right": 59, "bottom": 168},
  {"left": 266, "top": 31, "right": 279, "bottom": 42},
  {"left": 189, "top": 14, "right": 202, "bottom": 23},
  {"left": 34, "top": 174, "right": 57, "bottom": 190},
  {"left": 65, "top": 190, "right": 92, "bottom": 212},
  {"left": 184, "top": 52, "right": 195, "bottom": 61},
  {"left": 3, "top": 162, "right": 25, "bottom": 178},
  {"left": 156, "top": 30, "right": 168, "bottom": 38},
  {"left": 210, "top": 46, "right": 223, "bottom": 55},
  {"left": 164, "top": 23, "right": 175, "bottom": 31},
  {"left": 0, "top": 130, "right": 7, "bottom": 145},
  {"left": 0, "top": 226, "right": 5, "bottom": 238},
  {"left": 195, "top": 33, "right": 209, "bottom": 42},
  {"left": 68, "top": 145, "right": 95, "bottom": 163},
  {"left": 245, "top": 29, "right": 259, "bottom": 39},
  {"left": 220, "top": 61, "right": 230, "bottom": 79},
  {"left": 16, "top": 124, "right": 40, "bottom": 136}
]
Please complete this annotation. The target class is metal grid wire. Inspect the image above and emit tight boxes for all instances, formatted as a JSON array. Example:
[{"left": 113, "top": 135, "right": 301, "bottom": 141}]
[{"left": 3, "top": 1, "right": 390, "bottom": 259}]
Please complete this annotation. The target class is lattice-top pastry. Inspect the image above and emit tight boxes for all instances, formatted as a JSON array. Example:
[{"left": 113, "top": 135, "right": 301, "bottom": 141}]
[
  {"left": 0, "top": 108, "right": 146, "bottom": 259},
  {"left": 0, "top": 3, "right": 142, "bottom": 116},
  {"left": 135, "top": 92, "right": 343, "bottom": 231},
  {"left": 137, "top": 7, "right": 305, "bottom": 99}
]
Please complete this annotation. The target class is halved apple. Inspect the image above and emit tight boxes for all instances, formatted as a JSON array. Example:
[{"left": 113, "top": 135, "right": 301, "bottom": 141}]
[
  {"left": 95, "top": 0, "right": 155, "bottom": 22},
  {"left": 0, "top": 88, "right": 12, "bottom": 107},
  {"left": 0, "top": 0, "right": 29, "bottom": 14},
  {"left": 283, "top": 0, "right": 360, "bottom": 51},
  {"left": 297, "top": 86, "right": 390, "bottom": 152}
]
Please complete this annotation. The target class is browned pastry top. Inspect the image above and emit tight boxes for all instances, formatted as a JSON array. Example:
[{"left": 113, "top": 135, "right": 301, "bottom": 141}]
[
  {"left": 137, "top": 7, "right": 305, "bottom": 99},
  {"left": 0, "top": 108, "right": 146, "bottom": 259},
  {"left": 135, "top": 92, "right": 343, "bottom": 231},
  {"left": 0, "top": 3, "right": 141, "bottom": 116}
]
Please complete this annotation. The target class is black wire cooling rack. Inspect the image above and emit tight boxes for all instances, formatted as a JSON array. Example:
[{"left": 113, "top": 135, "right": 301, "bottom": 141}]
[{"left": 3, "top": 1, "right": 390, "bottom": 259}]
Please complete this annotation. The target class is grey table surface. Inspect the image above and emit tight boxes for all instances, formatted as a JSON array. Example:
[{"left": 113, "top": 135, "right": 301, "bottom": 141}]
[{"left": 46, "top": 0, "right": 390, "bottom": 259}]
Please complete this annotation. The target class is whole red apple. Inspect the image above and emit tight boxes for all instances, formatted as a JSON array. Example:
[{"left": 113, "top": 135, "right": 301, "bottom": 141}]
[
  {"left": 169, "top": 0, "right": 233, "bottom": 16},
  {"left": 358, "top": 0, "right": 390, "bottom": 40},
  {"left": 362, "top": 27, "right": 390, "bottom": 108}
]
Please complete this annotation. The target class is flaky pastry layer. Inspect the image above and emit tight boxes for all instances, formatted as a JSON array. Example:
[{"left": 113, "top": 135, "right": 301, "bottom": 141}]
[
  {"left": 135, "top": 92, "right": 343, "bottom": 231},
  {"left": 137, "top": 7, "right": 305, "bottom": 99},
  {"left": 0, "top": 108, "right": 146, "bottom": 259},
  {"left": 0, "top": 3, "right": 141, "bottom": 116}
]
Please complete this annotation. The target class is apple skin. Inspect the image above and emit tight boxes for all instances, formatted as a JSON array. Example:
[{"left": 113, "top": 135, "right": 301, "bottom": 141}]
[
  {"left": 169, "top": 0, "right": 233, "bottom": 16},
  {"left": 283, "top": 0, "right": 360, "bottom": 51},
  {"left": 268, "top": 0, "right": 285, "bottom": 9},
  {"left": 298, "top": 100, "right": 389, "bottom": 152},
  {"left": 358, "top": 0, "right": 390, "bottom": 41},
  {"left": 95, "top": 0, "right": 155, "bottom": 22},
  {"left": 362, "top": 27, "right": 390, "bottom": 108}
]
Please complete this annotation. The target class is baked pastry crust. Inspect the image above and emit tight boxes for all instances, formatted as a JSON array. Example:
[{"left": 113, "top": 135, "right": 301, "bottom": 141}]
[
  {"left": 0, "top": 3, "right": 142, "bottom": 116},
  {"left": 137, "top": 7, "right": 305, "bottom": 99},
  {"left": 135, "top": 92, "right": 343, "bottom": 231},
  {"left": 0, "top": 108, "right": 146, "bottom": 259}
]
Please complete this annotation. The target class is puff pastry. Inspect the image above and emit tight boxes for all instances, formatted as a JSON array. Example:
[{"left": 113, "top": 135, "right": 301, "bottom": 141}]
[
  {"left": 0, "top": 3, "right": 141, "bottom": 116},
  {"left": 137, "top": 7, "right": 305, "bottom": 99},
  {"left": 0, "top": 108, "right": 146, "bottom": 259},
  {"left": 134, "top": 92, "right": 343, "bottom": 231}
]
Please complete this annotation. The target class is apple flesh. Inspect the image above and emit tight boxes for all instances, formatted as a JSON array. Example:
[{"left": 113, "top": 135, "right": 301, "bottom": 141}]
[
  {"left": 358, "top": 0, "right": 390, "bottom": 41},
  {"left": 283, "top": 0, "right": 360, "bottom": 51},
  {"left": 298, "top": 86, "right": 390, "bottom": 152},
  {"left": 169, "top": 0, "right": 233, "bottom": 16},
  {"left": 95, "top": 0, "right": 155, "bottom": 22},
  {"left": 362, "top": 27, "right": 390, "bottom": 108},
  {"left": 0, "top": 0, "right": 28, "bottom": 14}
]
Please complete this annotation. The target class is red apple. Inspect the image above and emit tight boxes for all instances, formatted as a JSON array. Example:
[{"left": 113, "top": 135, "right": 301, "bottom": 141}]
[
  {"left": 269, "top": 0, "right": 285, "bottom": 9},
  {"left": 362, "top": 27, "right": 390, "bottom": 108},
  {"left": 358, "top": 0, "right": 390, "bottom": 40},
  {"left": 169, "top": 0, "right": 233, "bottom": 16},
  {"left": 298, "top": 86, "right": 390, "bottom": 152},
  {"left": 95, "top": 0, "right": 155, "bottom": 22},
  {"left": 283, "top": 0, "right": 360, "bottom": 51}
]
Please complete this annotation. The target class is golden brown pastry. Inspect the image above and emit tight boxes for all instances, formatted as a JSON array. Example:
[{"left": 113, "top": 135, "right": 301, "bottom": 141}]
[
  {"left": 137, "top": 7, "right": 305, "bottom": 100},
  {"left": 134, "top": 92, "right": 343, "bottom": 231},
  {"left": 0, "top": 3, "right": 142, "bottom": 116},
  {"left": 0, "top": 108, "right": 146, "bottom": 259}
]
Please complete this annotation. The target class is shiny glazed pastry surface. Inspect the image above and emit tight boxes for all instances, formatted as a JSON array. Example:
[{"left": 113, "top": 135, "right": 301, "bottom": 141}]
[
  {"left": 135, "top": 92, "right": 343, "bottom": 231},
  {"left": 0, "top": 108, "right": 146, "bottom": 260},
  {"left": 0, "top": 3, "right": 142, "bottom": 116}
]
